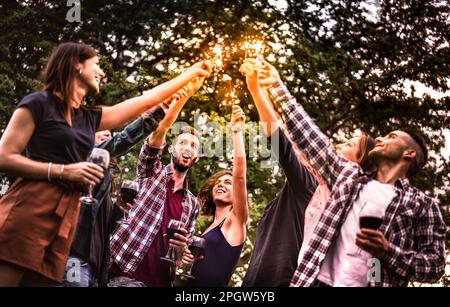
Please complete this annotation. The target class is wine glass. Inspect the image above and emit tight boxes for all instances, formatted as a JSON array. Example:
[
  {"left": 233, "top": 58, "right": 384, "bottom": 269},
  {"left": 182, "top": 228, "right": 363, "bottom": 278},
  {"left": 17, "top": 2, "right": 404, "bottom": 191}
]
[
  {"left": 116, "top": 180, "right": 139, "bottom": 225},
  {"left": 181, "top": 236, "right": 206, "bottom": 279},
  {"left": 160, "top": 219, "right": 184, "bottom": 264},
  {"left": 347, "top": 201, "right": 384, "bottom": 258},
  {"left": 79, "top": 148, "right": 110, "bottom": 205}
]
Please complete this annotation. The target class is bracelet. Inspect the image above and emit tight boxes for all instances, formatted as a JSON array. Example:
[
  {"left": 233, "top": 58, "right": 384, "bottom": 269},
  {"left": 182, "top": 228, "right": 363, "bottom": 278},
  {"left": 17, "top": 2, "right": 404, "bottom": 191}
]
[
  {"left": 59, "top": 164, "right": 65, "bottom": 180},
  {"left": 47, "top": 162, "right": 53, "bottom": 181},
  {"left": 231, "top": 126, "right": 243, "bottom": 133}
]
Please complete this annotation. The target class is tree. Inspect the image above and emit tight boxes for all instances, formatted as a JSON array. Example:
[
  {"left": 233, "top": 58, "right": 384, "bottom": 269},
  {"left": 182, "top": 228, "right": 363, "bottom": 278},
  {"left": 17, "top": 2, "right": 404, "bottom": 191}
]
[{"left": 0, "top": 0, "right": 448, "bottom": 285}]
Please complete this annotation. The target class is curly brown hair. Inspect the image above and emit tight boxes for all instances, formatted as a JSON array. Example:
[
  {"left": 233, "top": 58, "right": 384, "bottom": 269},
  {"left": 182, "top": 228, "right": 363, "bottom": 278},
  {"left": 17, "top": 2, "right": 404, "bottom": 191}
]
[{"left": 198, "top": 170, "right": 233, "bottom": 216}]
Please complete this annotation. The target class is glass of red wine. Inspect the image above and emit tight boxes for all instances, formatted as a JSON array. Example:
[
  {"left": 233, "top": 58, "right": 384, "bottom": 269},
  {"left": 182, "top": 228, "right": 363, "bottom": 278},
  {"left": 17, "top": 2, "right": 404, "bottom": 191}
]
[
  {"left": 160, "top": 219, "right": 184, "bottom": 264},
  {"left": 116, "top": 180, "right": 139, "bottom": 225},
  {"left": 347, "top": 202, "right": 384, "bottom": 258},
  {"left": 181, "top": 236, "right": 206, "bottom": 279},
  {"left": 79, "top": 148, "right": 110, "bottom": 206}
]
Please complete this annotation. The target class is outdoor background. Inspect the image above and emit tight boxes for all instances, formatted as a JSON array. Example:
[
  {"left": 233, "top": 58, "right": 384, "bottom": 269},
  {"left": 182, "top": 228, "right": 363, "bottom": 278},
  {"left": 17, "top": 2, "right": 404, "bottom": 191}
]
[{"left": 0, "top": 0, "right": 448, "bottom": 286}]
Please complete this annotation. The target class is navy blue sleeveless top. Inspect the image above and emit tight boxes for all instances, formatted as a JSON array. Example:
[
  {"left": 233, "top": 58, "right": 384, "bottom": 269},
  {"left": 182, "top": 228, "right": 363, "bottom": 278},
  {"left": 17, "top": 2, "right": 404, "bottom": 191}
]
[{"left": 186, "top": 218, "right": 244, "bottom": 287}]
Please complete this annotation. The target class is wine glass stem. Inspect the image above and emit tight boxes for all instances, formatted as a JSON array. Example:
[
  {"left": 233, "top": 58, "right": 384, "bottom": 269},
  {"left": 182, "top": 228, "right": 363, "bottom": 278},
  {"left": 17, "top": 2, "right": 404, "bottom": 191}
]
[
  {"left": 186, "top": 262, "right": 194, "bottom": 276},
  {"left": 87, "top": 184, "right": 93, "bottom": 198}
]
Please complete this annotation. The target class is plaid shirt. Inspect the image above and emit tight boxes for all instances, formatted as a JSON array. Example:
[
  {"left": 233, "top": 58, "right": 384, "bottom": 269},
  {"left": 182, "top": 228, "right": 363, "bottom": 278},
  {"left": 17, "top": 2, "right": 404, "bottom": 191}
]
[
  {"left": 94, "top": 106, "right": 165, "bottom": 204},
  {"left": 110, "top": 141, "right": 199, "bottom": 274},
  {"left": 267, "top": 80, "right": 446, "bottom": 287}
]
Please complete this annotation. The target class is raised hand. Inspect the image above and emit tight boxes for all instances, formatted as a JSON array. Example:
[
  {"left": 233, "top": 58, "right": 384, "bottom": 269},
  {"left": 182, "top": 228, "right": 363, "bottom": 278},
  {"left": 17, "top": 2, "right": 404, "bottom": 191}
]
[
  {"left": 256, "top": 60, "right": 281, "bottom": 86},
  {"left": 186, "top": 60, "right": 214, "bottom": 79},
  {"left": 231, "top": 105, "right": 246, "bottom": 132}
]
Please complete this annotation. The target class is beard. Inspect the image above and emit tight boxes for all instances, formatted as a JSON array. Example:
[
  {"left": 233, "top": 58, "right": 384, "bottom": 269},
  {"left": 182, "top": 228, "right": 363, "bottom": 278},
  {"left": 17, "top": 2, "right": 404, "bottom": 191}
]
[
  {"left": 172, "top": 153, "right": 196, "bottom": 173},
  {"left": 368, "top": 146, "right": 403, "bottom": 166}
]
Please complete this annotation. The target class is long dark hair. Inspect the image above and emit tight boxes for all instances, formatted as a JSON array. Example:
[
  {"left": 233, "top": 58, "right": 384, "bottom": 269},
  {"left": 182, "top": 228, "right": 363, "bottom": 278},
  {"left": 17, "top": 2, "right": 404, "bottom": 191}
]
[
  {"left": 41, "top": 42, "right": 97, "bottom": 121},
  {"left": 198, "top": 170, "right": 233, "bottom": 216}
]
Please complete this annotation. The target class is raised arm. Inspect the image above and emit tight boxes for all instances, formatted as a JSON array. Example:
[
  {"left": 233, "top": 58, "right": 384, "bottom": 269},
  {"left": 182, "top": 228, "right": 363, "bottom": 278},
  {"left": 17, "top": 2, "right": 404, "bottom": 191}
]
[
  {"left": 240, "top": 61, "right": 317, "bottom": 200},
  {"left": 230, "top": 105, "right": 248, "bottom": 225},
  {"left": 147, "top": 77, "right": 205, "bottom": 148},
  {"left": 240, "top": 60, "right": 281, "bottom": 137},
  {"left": 98, "top": 60, "right": 212, "bottom": 131},
  {"left": 246, "top": 60, "right": 356, "bottom": 188},
  {"left": 96, "top": 105, "right": 165, "bottom": 157}
]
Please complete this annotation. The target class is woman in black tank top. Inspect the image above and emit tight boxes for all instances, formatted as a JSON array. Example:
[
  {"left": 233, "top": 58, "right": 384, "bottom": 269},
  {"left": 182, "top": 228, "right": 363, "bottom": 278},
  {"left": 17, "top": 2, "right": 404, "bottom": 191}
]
[{"left": 184, "top": 105, "right": 249, "bottom": 287}]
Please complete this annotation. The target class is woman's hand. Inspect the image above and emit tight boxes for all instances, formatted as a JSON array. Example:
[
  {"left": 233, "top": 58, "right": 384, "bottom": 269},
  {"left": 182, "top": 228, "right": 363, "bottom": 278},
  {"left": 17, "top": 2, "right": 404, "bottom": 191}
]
[
  {"left": 256, "top": 60, "right": 281, "bottom": 86},
  {"left": 62, "top": 162, "right": 104, "bottom": 185},
  {"left": 185, "top": 60, "right": 213, "bottom": 79},
  {"left": 181, "top": 247, "right": 195, "bottom": 265},
  {"left": 115, "top": 195, "right": 133, "bottom": 214},
  {"left": 231, "top": 105, "right": 246, "bottom": 132},
  {"left": 239, "top": 59, "right": 260, "bottom": 93}
]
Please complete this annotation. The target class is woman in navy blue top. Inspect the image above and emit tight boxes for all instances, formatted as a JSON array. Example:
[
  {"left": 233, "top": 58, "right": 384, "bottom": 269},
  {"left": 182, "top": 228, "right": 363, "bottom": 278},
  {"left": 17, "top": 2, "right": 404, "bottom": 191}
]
[{"left": 185, "top": 105, "right": 248, "bottom": 287}]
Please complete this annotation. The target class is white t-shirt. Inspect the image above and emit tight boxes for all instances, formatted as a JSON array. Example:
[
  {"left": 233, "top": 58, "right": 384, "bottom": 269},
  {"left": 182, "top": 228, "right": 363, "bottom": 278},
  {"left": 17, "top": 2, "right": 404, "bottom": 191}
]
[{"left": 317, "top": 180, "right": 396, "bottom": 287}]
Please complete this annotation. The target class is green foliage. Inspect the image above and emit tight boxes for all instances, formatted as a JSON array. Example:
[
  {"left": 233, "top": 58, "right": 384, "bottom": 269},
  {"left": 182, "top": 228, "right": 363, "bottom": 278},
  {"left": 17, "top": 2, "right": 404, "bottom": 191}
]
[{"left": 0, "top": 0, "right": 449, "bottom": 286}]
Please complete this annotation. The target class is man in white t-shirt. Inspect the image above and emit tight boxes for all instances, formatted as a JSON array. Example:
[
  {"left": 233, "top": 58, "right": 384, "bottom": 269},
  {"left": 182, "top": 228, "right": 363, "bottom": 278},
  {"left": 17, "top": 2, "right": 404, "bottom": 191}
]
[{"left": 250, "top": 60, "right": 446, "bottom": 287}]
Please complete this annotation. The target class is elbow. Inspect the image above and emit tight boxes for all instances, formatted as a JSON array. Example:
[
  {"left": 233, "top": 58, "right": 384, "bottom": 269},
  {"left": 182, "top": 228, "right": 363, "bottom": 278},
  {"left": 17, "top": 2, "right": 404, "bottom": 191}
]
[{"left": 0, "top": 152, "right": 11, "bottom": 173}]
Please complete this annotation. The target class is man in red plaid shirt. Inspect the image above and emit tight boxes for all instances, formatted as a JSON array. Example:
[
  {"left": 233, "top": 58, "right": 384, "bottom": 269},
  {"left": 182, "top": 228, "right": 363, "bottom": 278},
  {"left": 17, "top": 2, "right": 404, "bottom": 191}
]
[
  {"left": 109, "top": 65, "right": 212, "bottom": 286},
  {"left": 241, "top": 59, "right": 446, "bottom": 287}
]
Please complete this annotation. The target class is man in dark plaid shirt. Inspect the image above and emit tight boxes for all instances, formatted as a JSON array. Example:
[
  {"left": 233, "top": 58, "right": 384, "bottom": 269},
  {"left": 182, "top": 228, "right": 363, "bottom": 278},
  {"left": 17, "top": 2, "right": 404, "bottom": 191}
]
[
  {"left": 109, "top": 75, "right": 209, "bottom": 286},
  {"left": 244, "top": 60, "right": 446, "bottom": 287}
]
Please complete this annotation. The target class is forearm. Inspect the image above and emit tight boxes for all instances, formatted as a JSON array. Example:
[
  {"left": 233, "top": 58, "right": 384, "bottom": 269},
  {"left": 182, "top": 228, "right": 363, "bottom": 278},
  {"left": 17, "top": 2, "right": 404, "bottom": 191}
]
[
  {"left": 97, "top": 106, "right": 165, "bottom": 157},
  {"left": 266, "top": 80, "right": 345, "bottom": 186},
  {"left": 382, "top": 208, "right": 446, "bottom": 283},
  {"left": 148, "top": 91, "right": 193, "bottom": 148},
  {"left": 232, "top": 130, "right": 248, "bottom": 223},
  {"left": 250, "top": 86, "right": 281, "bottom": 137},
  {"left": 0, "top": 154, "right": 63, "bottom": 180},
  {"left": 99, "top": 70, "right": 197, "bottom": 131},
  {"left": 382, "top": 242, "right": 446, "bottom": 283}
]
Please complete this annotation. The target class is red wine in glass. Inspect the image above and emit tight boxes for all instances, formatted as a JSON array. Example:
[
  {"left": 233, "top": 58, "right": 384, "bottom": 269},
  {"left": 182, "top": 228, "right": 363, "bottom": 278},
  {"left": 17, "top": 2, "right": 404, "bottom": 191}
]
[
  {"left": 182, "top": 236, "right": 206, "bottom": 279},
  {"left": 167, "top": 228, "right": 185, "bottom": 241},
  {"left": 189, "top": 243, "right": 206, "bottom": 259},
  {"left": 120, "top": 187, "right": 138, "bottom": 204},
  {"left": 160, "top": 219, "right": 184, "bottom": 263},
  {"left": 360, "top": 216, "right": 383, "bottom": 230}
]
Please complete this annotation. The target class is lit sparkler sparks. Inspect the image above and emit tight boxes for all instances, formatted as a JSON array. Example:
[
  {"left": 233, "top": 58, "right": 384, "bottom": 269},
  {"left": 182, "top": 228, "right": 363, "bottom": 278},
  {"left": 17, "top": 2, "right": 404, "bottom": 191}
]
[
  {"left": 241, "top": 35, "right": 266, "bottom": 61},
  {"left": 209, "top": 43, "right": 225, "bottom": 72}
]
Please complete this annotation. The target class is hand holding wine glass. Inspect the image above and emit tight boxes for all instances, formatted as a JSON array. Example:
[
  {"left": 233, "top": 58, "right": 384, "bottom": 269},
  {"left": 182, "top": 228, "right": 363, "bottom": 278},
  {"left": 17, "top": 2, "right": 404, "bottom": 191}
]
[
  {"left": 161, "top": 219, "right": 188, "bottom": 263},
  {"left": 116, "top": 180, "right": 139, "bottom": 225},
  {"left": 348, "top": 201, "right": 385, "bottom": 258},
  {"left": 181, "top": 236, "right": 206, "bottom": 279},
  {"left": 79, "top": 148, "right": 110, "bottom": 205}
]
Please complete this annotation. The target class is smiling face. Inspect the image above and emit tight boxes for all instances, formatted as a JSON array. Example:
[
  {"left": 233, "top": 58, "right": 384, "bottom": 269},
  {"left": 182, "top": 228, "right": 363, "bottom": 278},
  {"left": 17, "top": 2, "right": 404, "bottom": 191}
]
[
  {"left": 212, "top": 174, "right": 233, "bottom": 205},
  {"left": 77, "top": 56, "right": 105, "bottom": 95},
  {"left": 170, "top": 132, "right": 200, "bottom": 172},
  {"left": 369, "top": 130, "right": 411, "bottom": 164},
  {"left": 335, "top": 136, "right": 365, "bottom": 163}
]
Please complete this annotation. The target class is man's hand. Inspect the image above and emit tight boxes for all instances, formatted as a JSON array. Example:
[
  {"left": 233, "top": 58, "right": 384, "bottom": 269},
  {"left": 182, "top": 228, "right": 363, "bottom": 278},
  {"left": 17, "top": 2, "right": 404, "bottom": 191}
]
[
  {"left": 168, "top": 228, "right": 191, "bottom": 262},
  {"left": 355, "top": 229, "right": 389, "bottom": 259}
]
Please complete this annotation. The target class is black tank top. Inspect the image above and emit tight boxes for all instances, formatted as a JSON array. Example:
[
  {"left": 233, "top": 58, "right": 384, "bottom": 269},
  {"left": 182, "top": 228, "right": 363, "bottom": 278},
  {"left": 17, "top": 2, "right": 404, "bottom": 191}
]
[{"left": 186, "top": 218, "right": 244, "bottom": 287}]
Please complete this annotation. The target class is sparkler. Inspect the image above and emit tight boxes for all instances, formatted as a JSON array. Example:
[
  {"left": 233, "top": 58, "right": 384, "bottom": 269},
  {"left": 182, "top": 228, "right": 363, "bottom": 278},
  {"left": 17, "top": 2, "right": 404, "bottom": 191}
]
[
  {"left": 241, "top": 35, "right": 266, "bottom": 61},
  {"left": 209, "top": 43, "right": 226, "bottom": 72}
]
